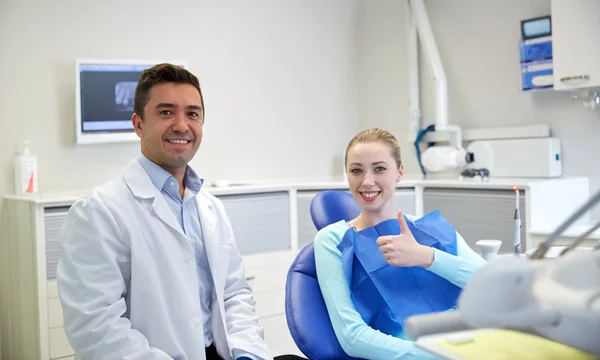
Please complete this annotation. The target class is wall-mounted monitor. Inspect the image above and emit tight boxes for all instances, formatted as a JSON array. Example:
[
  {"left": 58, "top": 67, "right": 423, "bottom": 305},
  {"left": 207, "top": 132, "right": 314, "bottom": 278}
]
[{"left": 75, "top": 58, "right": 188, "bottom": 145}]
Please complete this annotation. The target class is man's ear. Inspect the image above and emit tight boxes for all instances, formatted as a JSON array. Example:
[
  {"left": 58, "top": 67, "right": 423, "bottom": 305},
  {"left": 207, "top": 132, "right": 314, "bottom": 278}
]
[{"left": 132, "top": 113, "right": 143, "bottom": 138}]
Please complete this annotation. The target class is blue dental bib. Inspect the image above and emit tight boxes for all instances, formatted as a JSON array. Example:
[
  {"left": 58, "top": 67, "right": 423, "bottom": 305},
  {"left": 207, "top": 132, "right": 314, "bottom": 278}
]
[{"left": 337, "top": 210, "right": 461, "bottom": 336}]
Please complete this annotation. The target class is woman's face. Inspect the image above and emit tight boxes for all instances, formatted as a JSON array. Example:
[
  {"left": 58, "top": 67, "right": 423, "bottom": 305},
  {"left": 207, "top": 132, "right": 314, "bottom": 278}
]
[{"left": 346, "top": 141, "right": 403, "bottom": 216}]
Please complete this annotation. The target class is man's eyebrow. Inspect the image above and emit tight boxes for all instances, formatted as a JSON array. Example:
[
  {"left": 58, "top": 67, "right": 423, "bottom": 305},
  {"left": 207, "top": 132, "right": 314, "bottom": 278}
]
[
  {"left": 154, "top": 103, "right": 202, "bottom": 111},
  {"left": 155, "top": 103, "right": 176, "bottom": 109}
]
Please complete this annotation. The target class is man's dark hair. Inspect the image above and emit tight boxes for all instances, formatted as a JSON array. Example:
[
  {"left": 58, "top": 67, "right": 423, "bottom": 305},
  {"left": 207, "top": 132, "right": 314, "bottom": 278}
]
[{"left": 133, "top": 63, "right": 204, "bottom": 120}]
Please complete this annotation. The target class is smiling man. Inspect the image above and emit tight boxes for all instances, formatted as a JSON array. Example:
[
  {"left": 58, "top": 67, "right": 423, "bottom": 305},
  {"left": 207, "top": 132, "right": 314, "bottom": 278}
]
[{"left": 56, "top": 64, "right": 304, "bottom": 360}]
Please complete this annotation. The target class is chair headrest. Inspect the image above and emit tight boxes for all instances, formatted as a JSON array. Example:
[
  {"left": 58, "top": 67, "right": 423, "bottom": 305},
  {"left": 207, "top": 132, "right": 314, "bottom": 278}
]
[{"left": 310, "top": 190, "right": 361, "bottom": 231}]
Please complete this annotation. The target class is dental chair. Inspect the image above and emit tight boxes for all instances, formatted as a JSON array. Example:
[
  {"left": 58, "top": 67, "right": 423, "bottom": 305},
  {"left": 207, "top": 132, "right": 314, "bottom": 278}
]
[{"left": 285, "top": 190, "right": 361, "bottom": 360}]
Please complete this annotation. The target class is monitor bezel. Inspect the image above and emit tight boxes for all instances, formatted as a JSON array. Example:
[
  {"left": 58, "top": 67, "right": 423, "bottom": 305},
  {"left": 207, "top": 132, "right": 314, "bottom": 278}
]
[{"left": 74, "top": 58, "right": 188, "bottom": 145}]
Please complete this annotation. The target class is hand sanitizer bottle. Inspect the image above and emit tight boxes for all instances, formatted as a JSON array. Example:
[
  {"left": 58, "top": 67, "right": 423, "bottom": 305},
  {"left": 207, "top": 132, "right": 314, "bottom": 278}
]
[{"left": 14, "top": 141, "right": 38, "bottom": 195}]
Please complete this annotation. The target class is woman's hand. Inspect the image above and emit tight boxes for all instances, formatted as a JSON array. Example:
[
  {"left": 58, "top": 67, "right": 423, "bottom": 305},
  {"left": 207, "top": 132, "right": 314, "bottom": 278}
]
[{"left": 376, "top": 210, "right": 435, "bottom": 268}]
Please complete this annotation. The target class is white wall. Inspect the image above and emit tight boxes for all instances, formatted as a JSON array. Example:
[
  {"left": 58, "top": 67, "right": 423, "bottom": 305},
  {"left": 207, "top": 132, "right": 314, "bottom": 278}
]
[
  {"left": 357, "top": 0, "right": 600, "bottom": 194},
  {"left": 0, "top": 1, "right": 359, "bottom": 358}
]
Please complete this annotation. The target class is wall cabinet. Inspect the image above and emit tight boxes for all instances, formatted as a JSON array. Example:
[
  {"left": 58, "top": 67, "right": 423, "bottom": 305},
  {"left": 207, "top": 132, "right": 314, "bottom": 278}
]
[{"left": 551, "top": 0, "right": 600, "bottom": 90}]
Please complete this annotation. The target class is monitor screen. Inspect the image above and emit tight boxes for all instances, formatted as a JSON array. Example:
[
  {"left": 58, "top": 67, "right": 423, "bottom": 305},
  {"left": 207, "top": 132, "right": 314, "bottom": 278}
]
[{"left": 75, "top": 59, "right": 187, "bottom": 144}]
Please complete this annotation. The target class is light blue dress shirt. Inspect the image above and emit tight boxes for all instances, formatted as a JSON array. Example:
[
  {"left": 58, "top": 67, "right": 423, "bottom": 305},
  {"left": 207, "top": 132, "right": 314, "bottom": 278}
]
[
  {"left": 138, "top": 155, "right": 259, "bottom": 360},
  {"left": 137, "top": 155, "right": 215, "bottom": 346}
]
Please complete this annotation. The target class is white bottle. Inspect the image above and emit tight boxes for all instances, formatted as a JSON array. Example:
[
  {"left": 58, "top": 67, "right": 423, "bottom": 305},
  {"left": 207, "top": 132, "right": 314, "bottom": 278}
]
[{"left": 14, "top": 141, "right": 38, "bottom": 195}]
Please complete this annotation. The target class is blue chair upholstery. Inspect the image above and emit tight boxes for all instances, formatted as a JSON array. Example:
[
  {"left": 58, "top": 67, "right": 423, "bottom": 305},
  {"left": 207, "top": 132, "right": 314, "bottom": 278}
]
[
  {"left": 309, "top": 190, "right": 361, "bottom": 231},
  {"left": 285, "top": 190, "right": 361, "bottom": 359}
]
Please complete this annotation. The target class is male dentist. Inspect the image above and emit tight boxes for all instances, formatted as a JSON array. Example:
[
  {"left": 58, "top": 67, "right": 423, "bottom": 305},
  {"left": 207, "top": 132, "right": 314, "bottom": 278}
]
[{"left": 57, "top": 64, "right": 300, "bottom": 360}]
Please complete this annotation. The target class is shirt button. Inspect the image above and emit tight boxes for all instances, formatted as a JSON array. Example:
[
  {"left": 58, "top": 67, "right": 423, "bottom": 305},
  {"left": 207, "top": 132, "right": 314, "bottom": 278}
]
[
  {"left": 170, "top": 181, "right": 175, "bottom": 187},
  {"left": 193, "top": 316, "right": 202, "bottom": 326}
]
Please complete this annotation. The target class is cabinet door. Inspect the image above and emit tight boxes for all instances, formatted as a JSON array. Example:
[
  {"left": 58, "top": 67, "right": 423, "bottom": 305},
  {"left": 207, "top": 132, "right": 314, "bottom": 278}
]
[
  {"left": 218, "top": 192, "right": 291, "bottom": 255},
  {"left": 296, "top": 191, "right": 323, "bottom": 249},
  {"left": 44, "top": 206, "right": 71, "bottom": 280},
  {"left": 423, "top": 188, "right": 526, "bottom": 254},
  {"left": 551, "top": 0, "right": 600, "bottom": 90},
  {"left": 394, "top": 189, "right": 416, "bottom": 216}
]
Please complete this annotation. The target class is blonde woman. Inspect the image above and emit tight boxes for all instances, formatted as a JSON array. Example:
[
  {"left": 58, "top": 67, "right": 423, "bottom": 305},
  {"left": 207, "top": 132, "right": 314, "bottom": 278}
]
[{"left": 314, "top": 128, "right": 486, "bottom": 359}]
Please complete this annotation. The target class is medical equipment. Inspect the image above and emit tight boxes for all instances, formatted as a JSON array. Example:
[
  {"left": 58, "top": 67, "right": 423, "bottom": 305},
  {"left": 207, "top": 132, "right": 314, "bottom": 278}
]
[
  {"left": 466, "top": 137, "right": 562, "bottom": 178},
  {"left": 420, "top": 145, "right": 470, "bottom": 174},
  {"left": 74, "top": 58, "right": 187, "bottom": 145},
  {"left": 520, "top": 16, "right": 552, "bottom": 41},
  {"left": 475, "top": 240, "right": 502, "bottom": 261},
  {"left": 405, "top": 189, "right": 600, "bottom": 357},
  {"left": 459, "top": 168, "right": 489, "bottom": 180},
  {"left": 409, "top": 0, "right": 468, "bottom": 177},
  {"left": 513, "top": 185, "right": 521, "bottom": 255}
]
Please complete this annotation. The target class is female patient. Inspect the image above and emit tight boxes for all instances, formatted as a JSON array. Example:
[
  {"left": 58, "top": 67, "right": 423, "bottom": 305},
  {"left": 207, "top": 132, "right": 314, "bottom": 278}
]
[{"left": 314, "top": 128, "right": 486, "bottom": 360}]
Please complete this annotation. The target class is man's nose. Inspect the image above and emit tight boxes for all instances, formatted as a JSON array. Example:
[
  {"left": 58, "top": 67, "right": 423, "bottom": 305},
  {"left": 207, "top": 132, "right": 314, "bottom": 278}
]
[{"left": 171, "top": 113, "right": 188, "bottom": 133}]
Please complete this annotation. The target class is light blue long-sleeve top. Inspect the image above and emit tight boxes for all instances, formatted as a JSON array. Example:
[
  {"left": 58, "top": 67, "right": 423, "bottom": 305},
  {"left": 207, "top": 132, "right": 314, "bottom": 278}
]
[
  {"left": 314, "top": 215, "right": 487, "bottom": 360},
  {"left": 137, "top": 155, "right": 259, "bottom": 360}
]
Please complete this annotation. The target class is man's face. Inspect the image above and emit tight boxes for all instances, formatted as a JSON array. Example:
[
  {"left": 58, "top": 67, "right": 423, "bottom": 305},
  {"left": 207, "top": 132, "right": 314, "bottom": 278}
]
[{"left": 132, "top": 82, "right": 204, "bottom": 174}]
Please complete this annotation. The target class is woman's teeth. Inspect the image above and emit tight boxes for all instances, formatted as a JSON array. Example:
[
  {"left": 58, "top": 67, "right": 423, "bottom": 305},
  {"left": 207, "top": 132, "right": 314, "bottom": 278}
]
[{"left": 361, "top": 192, "right": 380, "bottom": 198}]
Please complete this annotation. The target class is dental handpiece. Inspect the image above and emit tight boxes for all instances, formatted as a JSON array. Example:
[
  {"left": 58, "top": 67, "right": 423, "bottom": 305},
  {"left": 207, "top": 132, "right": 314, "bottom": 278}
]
[{"left": 513, "top": 185, "right": 521, "bottom": 255}]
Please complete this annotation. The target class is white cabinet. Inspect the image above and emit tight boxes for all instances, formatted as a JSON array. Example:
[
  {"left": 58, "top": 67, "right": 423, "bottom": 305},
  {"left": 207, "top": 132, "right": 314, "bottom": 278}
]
[
  {"left": 551, "top": 0, "right": 600, "bottom": 90},
  {"left": 1, "top": 191, "right": 298, "bottom": 360}
]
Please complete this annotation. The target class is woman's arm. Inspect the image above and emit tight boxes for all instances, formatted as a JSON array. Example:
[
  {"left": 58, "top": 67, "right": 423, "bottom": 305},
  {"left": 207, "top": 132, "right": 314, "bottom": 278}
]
[
  {"left": 426, "top": 231, "right": 487, "bottom": 288},
  {"left": 314, "top": 226, "right": 440, "bottom": 360}
]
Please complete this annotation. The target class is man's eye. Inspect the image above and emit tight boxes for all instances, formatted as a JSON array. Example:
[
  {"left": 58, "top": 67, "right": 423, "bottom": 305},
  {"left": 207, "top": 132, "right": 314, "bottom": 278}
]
[
  {"left": 188, "top": 112, "right": 199, "bottom": 117},
  {"left": 160, "top": 110, "right": 173, "bottom": 115}
]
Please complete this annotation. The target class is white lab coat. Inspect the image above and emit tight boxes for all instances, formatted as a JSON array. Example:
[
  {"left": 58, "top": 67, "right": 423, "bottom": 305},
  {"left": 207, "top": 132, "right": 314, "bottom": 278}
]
[{"left": 57, "top": 159, "right": 272, "bottom": 360}]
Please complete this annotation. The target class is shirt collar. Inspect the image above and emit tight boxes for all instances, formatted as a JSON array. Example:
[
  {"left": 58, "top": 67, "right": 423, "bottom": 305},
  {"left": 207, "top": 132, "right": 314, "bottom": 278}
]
[{"left": 137, "top": 153, "right": 204, "bottom": 194}]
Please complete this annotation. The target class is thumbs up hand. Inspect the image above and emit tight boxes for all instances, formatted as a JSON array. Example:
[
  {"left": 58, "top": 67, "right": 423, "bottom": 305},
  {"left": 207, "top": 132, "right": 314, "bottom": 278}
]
[{"left": 375, "top": 210, "right": 435, "bottom": 268}]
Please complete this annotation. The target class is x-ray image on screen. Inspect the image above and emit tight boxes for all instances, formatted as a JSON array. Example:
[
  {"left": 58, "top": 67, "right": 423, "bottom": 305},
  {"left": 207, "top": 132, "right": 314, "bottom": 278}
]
[{"left": 115, "top": 81, "right": 137, "bottom": 112}]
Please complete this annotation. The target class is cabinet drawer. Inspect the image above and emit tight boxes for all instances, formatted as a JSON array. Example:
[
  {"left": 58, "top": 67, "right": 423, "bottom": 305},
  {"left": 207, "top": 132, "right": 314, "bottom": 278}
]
[
  {"left": 48, "top": 327, "right": 74, "bottom": 359},
  {"left": 219, "top": 192, "right": 291, "bottom": 255},
  {"left": 254, "top": 290, "right": 285, "bottom": 318},
  {"left": 423, "top": 188, "right": 526, "bottom": 253}
]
